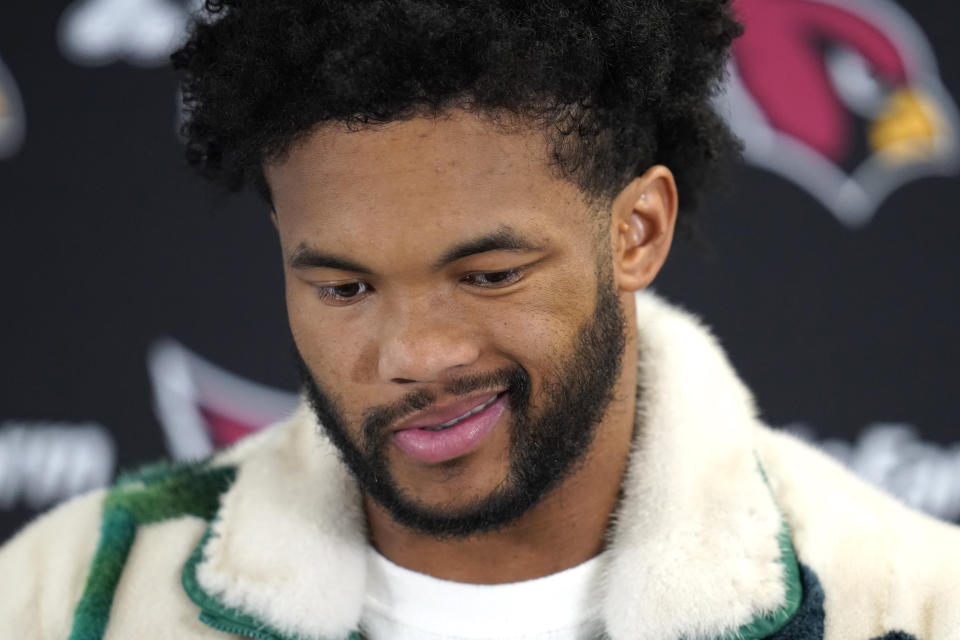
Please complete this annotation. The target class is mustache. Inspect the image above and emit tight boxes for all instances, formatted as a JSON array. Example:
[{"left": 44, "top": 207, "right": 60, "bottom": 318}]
[{"left": 361, "top": 366, "right": 529, "bottom": 445}]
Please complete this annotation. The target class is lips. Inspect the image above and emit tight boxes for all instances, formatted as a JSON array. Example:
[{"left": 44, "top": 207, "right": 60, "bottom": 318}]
[
  {"left": 392, "top": 391, "right": 502, "bottom": 432},
  {"left": 419, "top": 394, "right": 502, "bottom": 431},
  {"left": 392, "top": 392, "right": 509, "bottom": 464}
]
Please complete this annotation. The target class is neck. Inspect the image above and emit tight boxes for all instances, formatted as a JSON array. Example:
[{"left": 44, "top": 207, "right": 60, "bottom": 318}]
[{"left": 365, "top": 325, "right": 639, "bottom": 584}]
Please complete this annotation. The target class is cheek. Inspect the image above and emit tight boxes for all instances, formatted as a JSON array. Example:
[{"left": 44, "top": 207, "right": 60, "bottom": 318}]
[
  {"left": 286, "top": 283, "right": 320, "bottom": 359},
  {"left": 491, "top": 309, "right": 565, "bottom": 358},
  {"left": 287, "top": 286, "right": 348, "bottom": 379},
  {"left": 487, "top": 271, "right": 596, "bottom": 377},
  {"left": 287, "top": 283, "right": 381, "bottom": 410}
]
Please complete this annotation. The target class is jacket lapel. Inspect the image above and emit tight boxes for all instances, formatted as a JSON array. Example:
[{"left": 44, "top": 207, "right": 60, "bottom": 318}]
[
  {"left": 599, "top": 293, "right": 800, "bottom": 640},
  {"left": 187, "top": 291, "right": 802, "bottom": 640}
]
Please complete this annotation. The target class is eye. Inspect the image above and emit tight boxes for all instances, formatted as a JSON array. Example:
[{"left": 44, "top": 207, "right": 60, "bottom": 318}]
[
  {"left": 825, "top": 45, "right": 888, "bottom": 117},
  {"left": 315, "top": 281, "right": 373, "bottom": 305},
  {"left": 462, "top": 269, "right": 523, "bottom": 288}
]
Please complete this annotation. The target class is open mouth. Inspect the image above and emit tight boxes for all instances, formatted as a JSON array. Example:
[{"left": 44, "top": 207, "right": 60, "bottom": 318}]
[
  {"left": 420, "top": 393, "right": 504, "bottom": 432},
  {"left": 392, "top": 391, "right": 510, "bottom": 464}
]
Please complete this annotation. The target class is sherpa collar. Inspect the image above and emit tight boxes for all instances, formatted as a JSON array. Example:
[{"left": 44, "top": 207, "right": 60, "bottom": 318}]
[{"left": 186, "top": 291, "right": 801, "bottom": 640}]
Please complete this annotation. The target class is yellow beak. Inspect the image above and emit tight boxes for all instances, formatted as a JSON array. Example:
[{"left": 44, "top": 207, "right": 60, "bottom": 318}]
[{"left": 869, "top": 87, "right": 947, "bottom": 163}]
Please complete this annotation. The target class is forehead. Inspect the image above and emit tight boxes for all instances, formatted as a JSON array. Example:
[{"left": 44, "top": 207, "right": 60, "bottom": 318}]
[{"left": 264, "top": 110, "right": 592, "bottom": 238}]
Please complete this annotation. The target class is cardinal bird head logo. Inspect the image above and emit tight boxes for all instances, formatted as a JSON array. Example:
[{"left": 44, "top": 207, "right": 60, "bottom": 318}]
[
  {"left": 0, "top": 54, "right": 26, "bottom": 160},
  {"left": 148, "top": 339, "right": 299, "bottom": 460},
  {"left": 721, "top": 0, "right": 960, "bottom": 227}
]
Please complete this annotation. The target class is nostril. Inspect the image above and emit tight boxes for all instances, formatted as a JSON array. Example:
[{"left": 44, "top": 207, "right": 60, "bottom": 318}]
[{"left": 392, "top": 377, "right": 417, "bottom": 385}]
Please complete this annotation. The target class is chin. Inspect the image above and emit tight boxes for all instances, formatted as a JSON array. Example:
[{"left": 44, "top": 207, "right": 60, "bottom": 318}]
[{"left": 389, "top": 448, "right": 513, "bottom": 511}]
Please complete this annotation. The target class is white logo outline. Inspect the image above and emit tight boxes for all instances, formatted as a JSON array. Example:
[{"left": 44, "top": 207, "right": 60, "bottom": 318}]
[{"left": 717, "top": 0, "right": 960, "bottom": 228}]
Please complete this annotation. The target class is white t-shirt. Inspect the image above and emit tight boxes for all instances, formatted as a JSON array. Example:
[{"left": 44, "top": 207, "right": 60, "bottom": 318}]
[{"left": 360, "top": 548, "right": 606, "bottom": 640}]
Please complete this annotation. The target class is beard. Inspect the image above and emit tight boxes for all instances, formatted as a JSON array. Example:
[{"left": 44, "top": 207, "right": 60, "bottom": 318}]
[{"left": 296, "top": 272, "right": 628, "bottom": 538}]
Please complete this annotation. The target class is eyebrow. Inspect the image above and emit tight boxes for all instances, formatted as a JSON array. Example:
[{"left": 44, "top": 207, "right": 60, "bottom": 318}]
[
  {"left": 288, "top": 246, "right": 374, "bottom": 274},
  {"left": 431, "top": 226, "right": 544, "bottom": 270},
  {"left": 288, "top": 226, "right": 544, "bottom": 274}
]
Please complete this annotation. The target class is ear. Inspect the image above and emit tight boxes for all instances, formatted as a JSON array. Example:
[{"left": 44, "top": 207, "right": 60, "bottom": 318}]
[{"left": 609, "top": 165, "right": 678, "bottom": 293}]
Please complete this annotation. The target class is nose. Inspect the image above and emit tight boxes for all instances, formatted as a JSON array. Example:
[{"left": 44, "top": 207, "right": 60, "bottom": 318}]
[{"left": 377, "top": 307, "right": 481, "bottom": 384}]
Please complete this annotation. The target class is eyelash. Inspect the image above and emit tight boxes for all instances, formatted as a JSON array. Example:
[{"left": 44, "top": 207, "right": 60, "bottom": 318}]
[
  {"left": 461, "top": 268, "right": 524, "bottom": 288},
  {"left": 314, "top": 281, "right": 373, "bottom": 305},
  {"left": 314, "top": 269, "right": 524, "bottom": 305}
]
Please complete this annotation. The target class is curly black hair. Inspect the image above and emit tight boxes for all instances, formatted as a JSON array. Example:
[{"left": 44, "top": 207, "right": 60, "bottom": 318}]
[{"left": 173, "top": 0, "right": 742, "bottom": 233}]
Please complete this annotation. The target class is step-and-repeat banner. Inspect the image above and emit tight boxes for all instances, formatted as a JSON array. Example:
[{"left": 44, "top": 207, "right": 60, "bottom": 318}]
[{"left": 1, "top": 0, "right": 958, "bottom": 542}]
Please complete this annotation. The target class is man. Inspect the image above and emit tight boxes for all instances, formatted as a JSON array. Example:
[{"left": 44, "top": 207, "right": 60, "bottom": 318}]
[{"left": 1, "top": 1, "right": 958, "bottom": 639}]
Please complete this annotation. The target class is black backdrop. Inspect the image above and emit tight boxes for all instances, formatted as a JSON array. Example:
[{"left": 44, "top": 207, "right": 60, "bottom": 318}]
[{"left": 1, "top": 0, "right": 958, "bottom": 543}]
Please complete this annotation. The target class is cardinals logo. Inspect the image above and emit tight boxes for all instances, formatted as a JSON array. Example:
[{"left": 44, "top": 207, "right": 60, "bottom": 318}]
[
  {"left": 721, "top": 0, "right": 960, "bottom": 227},
  {"left": 0, "top": 53, "right": 25, "bottom": 159},
  {"left": 148, "top": 339, "right": 298, "bottom": 460}
]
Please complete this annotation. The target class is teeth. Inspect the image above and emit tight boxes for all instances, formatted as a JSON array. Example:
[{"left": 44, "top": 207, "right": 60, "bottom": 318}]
[{"left": 422, "top": 394, "right": 500, "bottom": 432}]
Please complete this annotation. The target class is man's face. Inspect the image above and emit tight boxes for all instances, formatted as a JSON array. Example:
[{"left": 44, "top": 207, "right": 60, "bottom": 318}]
[{"left": 267, "top": 111, "right": 628, "bottom": 536}]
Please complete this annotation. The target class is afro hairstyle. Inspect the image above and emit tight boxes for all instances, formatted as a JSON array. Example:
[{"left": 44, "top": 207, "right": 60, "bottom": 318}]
[{"left": 173, "top": 0, "right": 743, "bottom": 234}]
